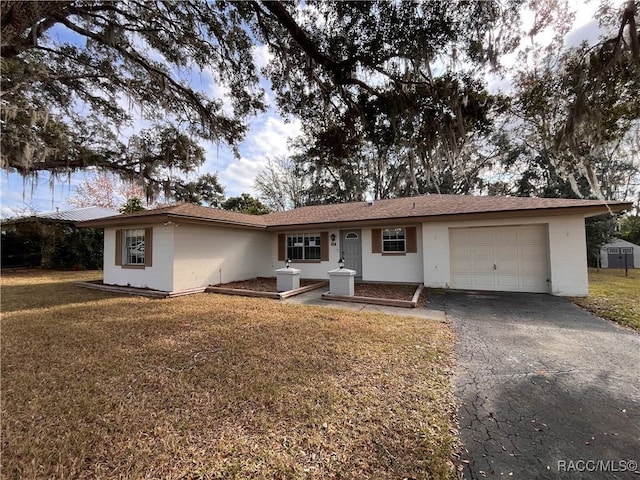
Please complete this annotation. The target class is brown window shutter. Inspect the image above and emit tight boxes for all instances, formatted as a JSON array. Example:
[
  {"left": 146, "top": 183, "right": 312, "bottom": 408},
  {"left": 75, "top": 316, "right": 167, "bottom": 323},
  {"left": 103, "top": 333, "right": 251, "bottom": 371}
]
[
  {"left": 144, "top": 227, "right": 153, "bottom": 267},
  {"left": 406, "top": 226, "right": 417, "bottom": 253},
  {"left": 278, "top": 233, "right": 286, "bottom": 261},
  {"left": 372, "top": 228, "right": 382, "bottom": 253},
  {"left": 115, "top": 229, "right": 123, "bottom": 265},
  {"left": 321, "top": 232, "right": 329, "bottom": 261}
]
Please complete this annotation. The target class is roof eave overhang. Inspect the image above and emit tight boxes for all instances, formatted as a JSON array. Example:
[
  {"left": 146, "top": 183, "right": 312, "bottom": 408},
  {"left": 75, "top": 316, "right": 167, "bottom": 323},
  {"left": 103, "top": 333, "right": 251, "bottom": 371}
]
[
  {"left": 75, "top": 202, "right": 632, "bottom": 230},
  {"left": 264, "top": 203, "right": 633, "bottom": 231},
  {"left": 75, "top": 213, "right": 267, "bottom": 230},
  {"left": 3, "top": 217, "right": 74, "bottom": 226}
]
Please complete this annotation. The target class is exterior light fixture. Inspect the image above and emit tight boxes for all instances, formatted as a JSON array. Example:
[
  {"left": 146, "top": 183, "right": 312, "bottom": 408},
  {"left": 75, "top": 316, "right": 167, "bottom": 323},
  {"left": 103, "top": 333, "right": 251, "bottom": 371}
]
[
  {"left": 338, "top": 257, "right": 345, "bottom": 269},
  {"left": 285, "top": 258, "right": 291, "bottom": 269},
  {"left": 330, "top": 233, "right": 336, "bottom": 242}
]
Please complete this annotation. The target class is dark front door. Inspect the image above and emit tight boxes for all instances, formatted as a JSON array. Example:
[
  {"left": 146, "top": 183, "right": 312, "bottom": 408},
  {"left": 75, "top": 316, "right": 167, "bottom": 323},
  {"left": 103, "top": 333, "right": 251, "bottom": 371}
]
[{"left": 341, "top": 230, "right": 362, "bottom": 277}]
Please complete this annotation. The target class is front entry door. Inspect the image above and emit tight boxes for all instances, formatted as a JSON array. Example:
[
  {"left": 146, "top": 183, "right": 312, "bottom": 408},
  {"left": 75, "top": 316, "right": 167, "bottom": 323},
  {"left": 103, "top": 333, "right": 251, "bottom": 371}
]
[{"left": 341, "top": 230, "right": 362, "bottom": 277}]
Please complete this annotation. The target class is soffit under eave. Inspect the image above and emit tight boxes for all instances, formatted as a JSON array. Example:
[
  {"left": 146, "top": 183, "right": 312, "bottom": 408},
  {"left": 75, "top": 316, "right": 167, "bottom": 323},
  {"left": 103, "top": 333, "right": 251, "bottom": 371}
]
[
  {"left": 77, "top": 214, "right": 267, "bottom": 230},
  {"left": 264, "top": 203, "right": 633, "bottom": 231}
]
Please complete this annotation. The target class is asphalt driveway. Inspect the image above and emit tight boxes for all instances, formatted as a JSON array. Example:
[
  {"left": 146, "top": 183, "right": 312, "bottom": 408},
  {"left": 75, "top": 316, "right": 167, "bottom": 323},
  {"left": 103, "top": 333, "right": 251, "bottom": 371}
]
[{"left": 429, "top": 291, "right": 640, "bottom": 479}]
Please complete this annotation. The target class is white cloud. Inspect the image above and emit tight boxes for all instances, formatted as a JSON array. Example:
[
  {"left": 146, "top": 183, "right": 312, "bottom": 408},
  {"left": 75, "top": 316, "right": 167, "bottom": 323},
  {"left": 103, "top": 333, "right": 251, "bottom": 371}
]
[
  {"left": 207, "top": 75, "right": 234, "bottom": 117},
  {"left": 219, "top": 157, "right": 270, "bottom": 195},
  {"left": 564, "top": 19, "right": 605, "bottom": 47},
  {"left": 205, "top": 114, "right": 302, "bottom": 197},
  {"left": 486, "top": 73, "right": 514, "bottom": 94},
  {"left": 252, "top": 44, "right": 273, "bottom": 71},
  {"left": 245, "top": 115, "right": 302, "bottom": 158}
]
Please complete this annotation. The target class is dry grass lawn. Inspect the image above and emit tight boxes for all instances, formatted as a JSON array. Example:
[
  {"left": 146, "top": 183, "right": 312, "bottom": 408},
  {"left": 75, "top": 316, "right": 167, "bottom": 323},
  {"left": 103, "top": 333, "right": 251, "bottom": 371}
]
[
  {"left": 1, "top": 270, "right": 458, "bottom": 479},
  {"left": 570, "top": 268, "right": 640, "bottom": 331}
]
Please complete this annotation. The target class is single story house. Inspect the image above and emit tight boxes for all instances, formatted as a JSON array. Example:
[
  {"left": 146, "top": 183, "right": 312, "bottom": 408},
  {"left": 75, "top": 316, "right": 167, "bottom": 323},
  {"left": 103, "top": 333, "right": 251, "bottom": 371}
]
[
  {"left": 600, "top": 238, "right": 639, "bottom": 269},
  {"left": 77, "top": 194, "right": 631, "bottom": 297}
]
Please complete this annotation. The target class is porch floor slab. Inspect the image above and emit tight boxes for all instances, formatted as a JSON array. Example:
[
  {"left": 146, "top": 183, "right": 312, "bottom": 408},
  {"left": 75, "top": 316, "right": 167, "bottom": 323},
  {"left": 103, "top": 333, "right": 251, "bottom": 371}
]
[{"left": 284, "top": 288, "right": 446, "bottom": 321}]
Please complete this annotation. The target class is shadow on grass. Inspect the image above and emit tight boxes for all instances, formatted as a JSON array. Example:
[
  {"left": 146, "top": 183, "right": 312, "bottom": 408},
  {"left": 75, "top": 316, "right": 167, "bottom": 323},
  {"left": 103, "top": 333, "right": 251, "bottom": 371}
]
[
  {"left": 2, "top": 293, "right": 457, "bottom": 479},
  {"left": 0, "top": 280, "right": 127, "bottom": 313}
]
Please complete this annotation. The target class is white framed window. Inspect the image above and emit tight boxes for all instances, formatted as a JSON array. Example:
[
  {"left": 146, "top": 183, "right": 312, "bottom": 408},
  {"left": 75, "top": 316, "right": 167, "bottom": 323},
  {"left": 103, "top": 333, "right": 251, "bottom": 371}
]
[
  {"left": 345, "top": 232, "right": 359, "bottom": 239},
  {"left": 382, "top": 227, "right": 406, "bottom": 253},
  {"left": 608, "top": 247, "right": 620, "bottom": 254},
  {"left": 125, "top": 229, "right": 145, "bottom": 265},
  {"left": 621, "top": 247, "right": 633, "bottom": 254},
  {"left": 287, "top": 233, "right": 321, "bottom": 260}
]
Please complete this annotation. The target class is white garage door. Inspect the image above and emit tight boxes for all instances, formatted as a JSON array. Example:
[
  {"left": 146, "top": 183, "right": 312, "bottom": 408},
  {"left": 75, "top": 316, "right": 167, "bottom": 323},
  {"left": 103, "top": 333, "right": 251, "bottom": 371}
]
[{"left": 450, "top": 225, "right": 550, "bottom": 293}]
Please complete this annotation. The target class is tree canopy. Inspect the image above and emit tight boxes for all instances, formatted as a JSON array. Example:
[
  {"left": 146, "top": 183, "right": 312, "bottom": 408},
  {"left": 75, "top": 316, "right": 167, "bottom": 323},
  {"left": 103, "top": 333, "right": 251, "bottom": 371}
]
[
  {"left": 1, "top": 0, "right": 639, "bottom": 207},
  {"left": 1, "top": 0, "right": 263, "bottom": 197},
  {"left": 0, "top": 1, "right": 522, "bottom": 195},
  {"left": 68, "top": 171, "right": 145, "bottom": 210},
  {"left": 221, "top": 193, "right": 270, "bottom": 215}
]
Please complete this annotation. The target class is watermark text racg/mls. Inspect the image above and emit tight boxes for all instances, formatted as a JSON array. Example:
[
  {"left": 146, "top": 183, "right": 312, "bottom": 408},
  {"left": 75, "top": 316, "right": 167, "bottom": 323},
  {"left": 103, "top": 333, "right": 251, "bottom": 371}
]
[{"left": 557, "top": 459, "right": 637, "bottom": 473}]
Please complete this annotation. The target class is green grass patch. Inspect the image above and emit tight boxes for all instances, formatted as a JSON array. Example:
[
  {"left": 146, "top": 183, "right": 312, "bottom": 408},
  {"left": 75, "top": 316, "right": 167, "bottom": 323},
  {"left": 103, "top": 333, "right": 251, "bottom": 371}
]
[
  {"left": 570, "top": 268, "right": 640, "bottom": 331},
  {"left": 1, "top": 270, "right": 458, "bottom": 479}
]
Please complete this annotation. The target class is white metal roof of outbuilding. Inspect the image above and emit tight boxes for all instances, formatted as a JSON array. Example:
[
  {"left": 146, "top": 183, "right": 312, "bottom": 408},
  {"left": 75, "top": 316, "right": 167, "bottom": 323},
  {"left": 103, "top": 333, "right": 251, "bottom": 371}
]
[{"left": 38, "top": 206, "right": 119, "bottom": 222}]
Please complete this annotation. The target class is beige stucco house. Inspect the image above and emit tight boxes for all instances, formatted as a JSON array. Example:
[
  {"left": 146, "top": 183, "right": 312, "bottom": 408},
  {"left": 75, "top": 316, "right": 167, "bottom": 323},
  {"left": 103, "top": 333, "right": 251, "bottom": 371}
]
[{"left": 78, "top": 194, "right": 631, "bottom": 297}]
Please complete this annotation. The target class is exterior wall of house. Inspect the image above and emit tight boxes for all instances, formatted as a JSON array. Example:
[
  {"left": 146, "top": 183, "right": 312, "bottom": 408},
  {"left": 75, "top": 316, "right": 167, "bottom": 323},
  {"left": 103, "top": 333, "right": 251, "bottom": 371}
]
[
  {"left": 268, "top": 226, "right": 423, "bottom": 282},
  {"left": 360, "top": 227, "right": 424, "bottom": 283},
  {"left": 103, "top": 225, "right": 175, "bottom": 291},
  {"left": 600, "top": 238, "right": 640, "bottom": 268},
  {"left": 172, "top": 224, "right": 272, "bottom": 290},
  {"left": 103, "top": 212, "right": 593, "bottom": 295},
  {"left": 421, "top": 214, "right": 589, "bottom": 296},
  {"left": 546, "top": 216, "right": 589, "bottom": 295},
  {"left": 267, "top": 229, "right": 342, "bottom": 279}
]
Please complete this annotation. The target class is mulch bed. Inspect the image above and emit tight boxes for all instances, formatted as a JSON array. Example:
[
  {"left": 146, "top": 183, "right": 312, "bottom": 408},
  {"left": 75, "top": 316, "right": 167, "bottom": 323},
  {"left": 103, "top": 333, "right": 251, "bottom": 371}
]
[
  {"left": 218, "top": 277, "right": 320, "bottom": 292},
  {"left": 354, "top": 283, "right": 419, "bottom": 301},
  {"left": 217, "top": 278, "right": 428, "bottom": 306}
]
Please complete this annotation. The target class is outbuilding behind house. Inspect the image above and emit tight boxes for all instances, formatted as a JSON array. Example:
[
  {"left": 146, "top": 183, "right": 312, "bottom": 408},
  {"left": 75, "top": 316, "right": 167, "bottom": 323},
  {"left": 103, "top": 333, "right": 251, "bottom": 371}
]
[{"left": 600, "top": 238, "right": 640, "bottom": 269}]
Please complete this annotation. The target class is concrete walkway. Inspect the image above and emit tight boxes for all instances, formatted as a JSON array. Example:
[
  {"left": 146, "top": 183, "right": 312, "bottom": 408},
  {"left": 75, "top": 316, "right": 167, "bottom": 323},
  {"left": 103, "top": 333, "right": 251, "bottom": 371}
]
[
  {"left": 283, "top": 288, "right": 446, "bottom": 321},
  {"left": 429, "top": 291, "right": 640, "bottom": 480}
]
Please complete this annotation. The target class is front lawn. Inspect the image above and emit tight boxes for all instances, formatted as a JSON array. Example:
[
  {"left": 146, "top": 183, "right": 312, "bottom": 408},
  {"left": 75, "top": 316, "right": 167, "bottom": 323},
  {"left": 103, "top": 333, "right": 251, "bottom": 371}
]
[
  {"left": 1, "top": 271, "right": 458, "bottom": 479},
  {"left": 571, "top": 268, "right": 640, "bottom": 331}
]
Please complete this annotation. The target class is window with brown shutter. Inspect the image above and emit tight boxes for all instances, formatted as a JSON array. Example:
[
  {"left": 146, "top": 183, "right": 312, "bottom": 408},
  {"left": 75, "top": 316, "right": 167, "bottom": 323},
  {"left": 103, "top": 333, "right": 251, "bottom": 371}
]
[
  {"left": 372, "top": 228, "right": 382, "bottom": 253},
  {"left": 372, "top": 226, "right": 418, "bottom": 255},
  {"left": 320, "top": 232, "right": 329, "bottom": 261},
  {"left": 282, "top": 232, "right": 325, "bottom": 262},
  {"left": 144, "top": 227, "right": 153, "bottom": 267},
  {"left": 382, "top": 227, "right": 405, "bottom": 252},
  {"left": 117, "top": 228, "right": 153, "bottom": 268},
  {"left": 115, "top": 229, "right": 123, "bottom": 265},
  {"left": 406, "top": 226, "right": 417, "bottom": 253},
  {"left": 278, "top": 233, "right": 286, "bottom": 261}
]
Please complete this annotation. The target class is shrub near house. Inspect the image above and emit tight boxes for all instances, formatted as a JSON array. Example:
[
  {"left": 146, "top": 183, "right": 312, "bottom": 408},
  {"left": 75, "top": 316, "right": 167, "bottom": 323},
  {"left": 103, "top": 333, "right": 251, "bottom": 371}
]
[{"left": 1, "top": 207, "right": 116, "bottom": 270}]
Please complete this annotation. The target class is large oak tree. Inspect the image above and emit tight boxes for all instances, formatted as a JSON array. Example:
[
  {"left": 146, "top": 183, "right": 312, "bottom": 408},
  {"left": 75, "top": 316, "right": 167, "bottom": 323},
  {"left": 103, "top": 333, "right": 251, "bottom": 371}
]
[
  {"left": 2, "top": 1, "right": 638, "bottom": 204},
  {"left": 1, "top": 0, "right": 263, "bottom": 198}
]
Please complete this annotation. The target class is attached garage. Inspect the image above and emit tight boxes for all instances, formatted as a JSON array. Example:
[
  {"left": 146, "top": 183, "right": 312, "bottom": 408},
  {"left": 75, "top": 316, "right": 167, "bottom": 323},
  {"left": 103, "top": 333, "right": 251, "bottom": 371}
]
[
  {"left": 450, "top": 225, "right": 550, "bottom": 293},
  {"left": 81, "top": 196, "right": 631, "bottom": 297}
]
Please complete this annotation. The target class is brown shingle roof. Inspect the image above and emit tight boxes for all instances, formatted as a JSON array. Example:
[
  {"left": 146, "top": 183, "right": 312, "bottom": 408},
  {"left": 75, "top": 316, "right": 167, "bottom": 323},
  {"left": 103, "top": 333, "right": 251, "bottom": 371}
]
[
  {"left": 80, "top": 203, "right": 267, "bottom": 228},
  {"left": 77, "top": 195, "right": 632, "bottom": 229},
  {"left": 263, "top": 195, "right": 631, "bottom": 227}
]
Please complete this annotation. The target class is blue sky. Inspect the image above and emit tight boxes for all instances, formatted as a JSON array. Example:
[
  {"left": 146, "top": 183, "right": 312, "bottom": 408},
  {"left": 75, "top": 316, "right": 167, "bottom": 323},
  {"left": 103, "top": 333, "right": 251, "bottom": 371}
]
[
  {"left": 0, "top": 1, "right": 611, "bottom": 217},
  {"left": 0, "top": 27, "right": 301, "bottom": 217}
]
